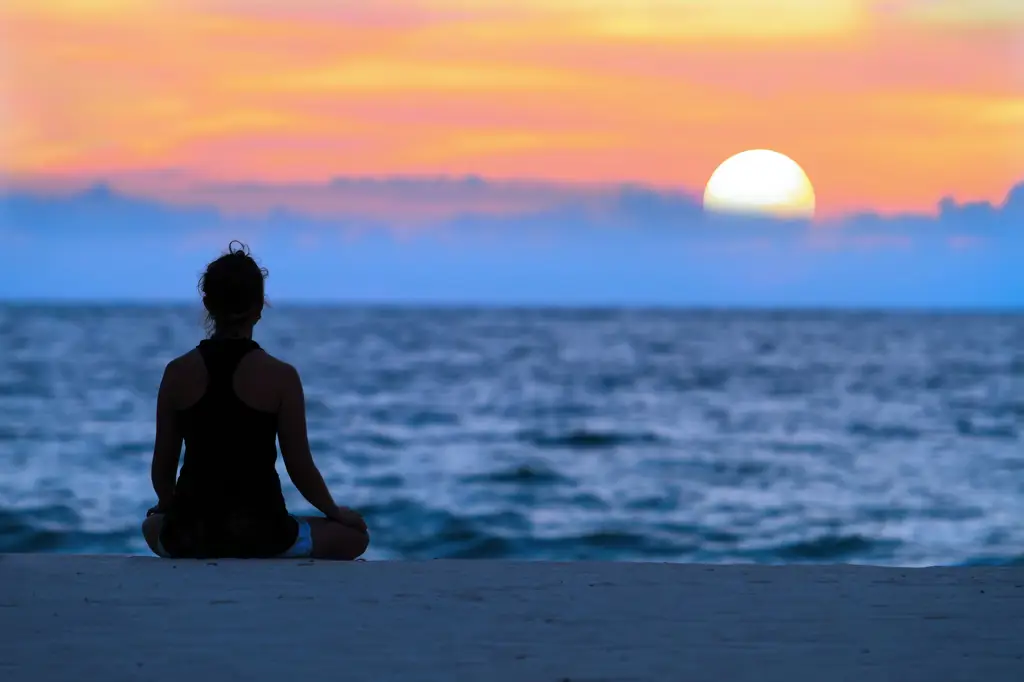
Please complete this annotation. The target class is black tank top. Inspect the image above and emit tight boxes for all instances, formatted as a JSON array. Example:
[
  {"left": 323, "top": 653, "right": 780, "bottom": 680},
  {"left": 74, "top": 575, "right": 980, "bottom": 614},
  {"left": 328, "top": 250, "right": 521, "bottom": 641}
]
[{"left": 160, "top": 338, "right": 298, "bottom": 558}]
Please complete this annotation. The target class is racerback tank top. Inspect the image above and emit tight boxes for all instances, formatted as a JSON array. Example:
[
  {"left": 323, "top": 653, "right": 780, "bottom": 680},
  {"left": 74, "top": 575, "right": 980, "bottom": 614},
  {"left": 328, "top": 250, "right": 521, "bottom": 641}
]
[{"left": 160, "top": 338, "right": 297, "bottom": 558}]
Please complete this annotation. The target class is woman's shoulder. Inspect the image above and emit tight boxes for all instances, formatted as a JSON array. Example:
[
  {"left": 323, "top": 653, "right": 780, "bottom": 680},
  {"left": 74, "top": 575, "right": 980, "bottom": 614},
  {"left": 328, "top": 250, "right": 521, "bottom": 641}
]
[
  {"left": 237, "top": 348, "right": 302, "bottom": 409},
  {"left": 164, "top": 348, "right": 203, "bottom": 376},
  {"left": 240, "top": 347, "right": 302, "bottom": 392},
  {"left": 248, "top": 346, "right": 291, "bottom": 372},
  {"left": 163, "top": 343, "right": 296, "bottom": 382}
]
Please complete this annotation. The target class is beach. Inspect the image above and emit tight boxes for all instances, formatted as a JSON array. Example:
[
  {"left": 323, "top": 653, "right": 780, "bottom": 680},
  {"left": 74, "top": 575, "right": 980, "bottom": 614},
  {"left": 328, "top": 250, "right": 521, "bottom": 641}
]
[{"left": 1, "top": 556, "right": 1022, "bottom": 682}]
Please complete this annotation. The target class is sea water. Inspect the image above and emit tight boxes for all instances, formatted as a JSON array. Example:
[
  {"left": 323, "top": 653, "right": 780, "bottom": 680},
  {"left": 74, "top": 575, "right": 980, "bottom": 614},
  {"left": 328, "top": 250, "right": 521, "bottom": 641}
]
[{"left": 0, "top": 304, "right": 1021, "bottom": 565}]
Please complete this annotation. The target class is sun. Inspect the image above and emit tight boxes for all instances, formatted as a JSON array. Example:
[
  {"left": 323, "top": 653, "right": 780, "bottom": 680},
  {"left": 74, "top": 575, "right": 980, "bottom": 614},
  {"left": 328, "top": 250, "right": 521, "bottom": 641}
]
[{"left": 703, "top": 149, "right": 816, "bottom": 220}]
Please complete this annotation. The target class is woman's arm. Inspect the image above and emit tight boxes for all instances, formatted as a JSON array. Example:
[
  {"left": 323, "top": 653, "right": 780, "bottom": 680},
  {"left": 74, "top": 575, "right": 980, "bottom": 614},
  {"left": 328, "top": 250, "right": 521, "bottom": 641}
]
[
  {"left": 278, "top": 363, "right": 347, "bottom": 521},
  {"left": 151, "top": 362, "right": 183, "bottom": 509}
]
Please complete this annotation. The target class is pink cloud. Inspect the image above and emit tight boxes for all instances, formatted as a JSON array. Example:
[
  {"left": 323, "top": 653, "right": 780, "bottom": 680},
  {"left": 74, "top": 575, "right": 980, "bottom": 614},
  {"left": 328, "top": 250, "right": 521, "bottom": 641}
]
[
  {"left": 807, "top": 233, "right": 914, "bottom": 251},
  {"left": 5, "top": 171, "right": 626, "bottom": 226},
  {"left": 947, "top": 234, "right": 986, "bottom": 250}
]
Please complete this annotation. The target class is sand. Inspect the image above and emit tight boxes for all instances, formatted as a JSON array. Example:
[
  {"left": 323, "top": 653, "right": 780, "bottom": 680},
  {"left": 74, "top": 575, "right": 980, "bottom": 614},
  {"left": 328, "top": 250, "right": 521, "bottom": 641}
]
[{"left": 1, "top": 556, "right": 1022, "bottom": 682}]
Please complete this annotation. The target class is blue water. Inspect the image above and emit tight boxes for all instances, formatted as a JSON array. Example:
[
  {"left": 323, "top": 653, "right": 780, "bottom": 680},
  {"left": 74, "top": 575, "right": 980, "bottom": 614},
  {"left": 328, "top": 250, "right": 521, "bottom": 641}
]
[{"left": 0, "top": 304, "right": 1021, "bottom": 565}]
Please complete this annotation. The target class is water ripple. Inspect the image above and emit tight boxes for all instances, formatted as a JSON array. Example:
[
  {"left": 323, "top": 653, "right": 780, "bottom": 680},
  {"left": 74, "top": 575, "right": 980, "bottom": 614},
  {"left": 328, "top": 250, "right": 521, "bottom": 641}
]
[{"left": 0, "top": 305, "right": 1022, "bottom": 566}]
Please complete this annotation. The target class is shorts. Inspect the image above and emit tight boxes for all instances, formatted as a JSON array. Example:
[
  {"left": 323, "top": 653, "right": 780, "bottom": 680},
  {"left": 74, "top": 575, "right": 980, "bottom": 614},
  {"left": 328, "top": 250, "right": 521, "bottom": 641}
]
[{"left": 154, "top": 515, "right": 313, "bottom": 559}]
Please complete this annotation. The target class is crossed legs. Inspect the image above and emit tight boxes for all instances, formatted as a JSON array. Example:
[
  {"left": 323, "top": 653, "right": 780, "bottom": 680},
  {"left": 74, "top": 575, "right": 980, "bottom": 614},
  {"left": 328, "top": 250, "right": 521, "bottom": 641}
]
[{"left": 141, "top": 513, "right": 369, "bottom": 560}]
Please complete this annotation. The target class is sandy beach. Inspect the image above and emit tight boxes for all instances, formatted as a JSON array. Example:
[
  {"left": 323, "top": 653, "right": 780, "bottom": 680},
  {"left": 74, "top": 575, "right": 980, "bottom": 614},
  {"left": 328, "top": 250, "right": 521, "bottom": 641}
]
[{"left": 1, "top": 556, "right": 1022, "bottom": 682}]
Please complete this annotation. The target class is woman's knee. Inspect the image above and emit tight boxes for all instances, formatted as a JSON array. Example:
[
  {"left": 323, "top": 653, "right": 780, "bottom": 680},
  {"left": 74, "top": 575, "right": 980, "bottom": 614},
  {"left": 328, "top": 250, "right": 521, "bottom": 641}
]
[
  {"left": 141, "top": 514, "right": 164, "bottom": 555},
  {"left": 330, "top": 523, "right": 369, "bottom": 560},
  {"left": 307, "top": 518, "right": 369, "bottom": 560},
  {"left": 350, "top": 526, "right": 370, "bottom": 558}
]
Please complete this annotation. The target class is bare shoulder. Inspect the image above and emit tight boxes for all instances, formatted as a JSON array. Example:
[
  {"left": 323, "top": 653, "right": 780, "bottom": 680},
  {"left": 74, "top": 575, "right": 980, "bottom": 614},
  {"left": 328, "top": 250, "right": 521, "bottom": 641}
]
[
  {"left": 248, "top": 349, "right": 300, "bottom": 387},
  {"left": 163, "top": 349, "right": 202, "bottom": 382},
  {"left": 250, "top": 348, "right": 291, "bottom": 372},
  {"left": 245, "top": 350, "right": 302, "bottom": 413},
  {"left": 159, "top": 349, "right": 204, "bottom": 409}
]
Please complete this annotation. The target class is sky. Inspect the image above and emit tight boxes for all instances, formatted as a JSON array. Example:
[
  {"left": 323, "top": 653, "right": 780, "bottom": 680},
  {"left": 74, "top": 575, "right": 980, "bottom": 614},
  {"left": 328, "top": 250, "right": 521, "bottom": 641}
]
[{"left": 1, "top": 0, "right": 1022, "bottom": 307}]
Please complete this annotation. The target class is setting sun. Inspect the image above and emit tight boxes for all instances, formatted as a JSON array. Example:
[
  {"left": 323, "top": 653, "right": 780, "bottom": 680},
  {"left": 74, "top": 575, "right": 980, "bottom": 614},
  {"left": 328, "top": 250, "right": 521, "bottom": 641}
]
[{"left": 703, "top": 150, "right": 816, "bottom": 220}]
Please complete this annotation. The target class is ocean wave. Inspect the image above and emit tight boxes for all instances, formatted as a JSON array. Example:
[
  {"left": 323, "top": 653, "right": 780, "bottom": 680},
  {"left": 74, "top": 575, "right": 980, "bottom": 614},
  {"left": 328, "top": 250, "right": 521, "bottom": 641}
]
[
  {"left": 516, "top": 429, "right": 666, "bottom": 449},
  {"left": 774, "top": 534, "right": 889, "bottom": 561},
  {"left": 462, "top": 464, "right": 570, "bottom": 486},
  {"left": 846, "top": 422, "right": 921, "bottom": 440},
  {"left": 1, "top": 305, "right": 1022, "bottom": 566}
]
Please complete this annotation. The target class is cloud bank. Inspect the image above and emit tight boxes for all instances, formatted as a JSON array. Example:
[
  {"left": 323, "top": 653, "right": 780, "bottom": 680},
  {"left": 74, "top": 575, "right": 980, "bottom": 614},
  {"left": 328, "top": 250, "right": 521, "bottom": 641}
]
[{"left": 1, "top": 177, "right": 1021, "bottom": 308}]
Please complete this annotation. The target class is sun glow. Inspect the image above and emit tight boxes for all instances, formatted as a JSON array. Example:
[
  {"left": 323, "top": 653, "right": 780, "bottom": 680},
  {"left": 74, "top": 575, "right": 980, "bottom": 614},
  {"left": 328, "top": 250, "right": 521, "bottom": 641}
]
[{"left": 703, "top": 149, "right": 816, "bottom": 220}]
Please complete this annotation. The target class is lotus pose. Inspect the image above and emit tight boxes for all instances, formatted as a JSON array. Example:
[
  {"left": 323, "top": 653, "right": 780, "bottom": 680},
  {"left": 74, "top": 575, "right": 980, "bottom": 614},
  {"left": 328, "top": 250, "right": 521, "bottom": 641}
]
[{"left": 142, "top": 241, "right": 369, "bottom": 560}]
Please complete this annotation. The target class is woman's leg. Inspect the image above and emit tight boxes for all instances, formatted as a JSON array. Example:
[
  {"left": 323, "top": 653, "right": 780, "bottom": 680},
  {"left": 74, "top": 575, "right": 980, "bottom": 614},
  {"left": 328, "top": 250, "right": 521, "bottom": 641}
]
[
  {"left": 141, "top": 514, "right": 166, "bottom": 556},
  {"left": 294, "top": 516, "right": 369, "bottom": 560}
]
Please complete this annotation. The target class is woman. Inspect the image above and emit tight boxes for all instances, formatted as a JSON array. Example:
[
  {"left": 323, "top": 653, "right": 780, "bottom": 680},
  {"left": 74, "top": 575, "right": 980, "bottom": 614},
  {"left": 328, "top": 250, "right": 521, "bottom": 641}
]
[{"left": 142, "top": 241, "right": 369, "bottom": 560}]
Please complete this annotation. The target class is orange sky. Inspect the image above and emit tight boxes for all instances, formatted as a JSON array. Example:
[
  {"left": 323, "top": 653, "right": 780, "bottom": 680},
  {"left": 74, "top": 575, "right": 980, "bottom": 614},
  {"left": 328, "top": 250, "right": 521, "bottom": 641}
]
[{"left": 1, "top": 0, "right": 1022, "bottom": 216}]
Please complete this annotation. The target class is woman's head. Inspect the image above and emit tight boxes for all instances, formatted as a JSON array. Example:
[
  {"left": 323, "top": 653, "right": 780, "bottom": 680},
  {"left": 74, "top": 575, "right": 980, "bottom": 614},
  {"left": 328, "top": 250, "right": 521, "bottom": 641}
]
[{"left": 198, "top": 241, "right": 268, "bottom": 336}]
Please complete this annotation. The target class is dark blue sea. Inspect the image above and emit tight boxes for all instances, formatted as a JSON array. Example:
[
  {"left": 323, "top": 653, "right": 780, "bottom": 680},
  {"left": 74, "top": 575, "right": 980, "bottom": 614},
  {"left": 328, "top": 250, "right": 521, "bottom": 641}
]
[{"left": 0, "top": 305, "right": 1021, "bottom": 565}]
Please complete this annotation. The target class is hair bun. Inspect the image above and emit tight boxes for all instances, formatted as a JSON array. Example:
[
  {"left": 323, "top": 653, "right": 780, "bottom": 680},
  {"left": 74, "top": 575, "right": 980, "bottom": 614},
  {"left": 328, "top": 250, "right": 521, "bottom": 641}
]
[{"left": 228, "top": 239, "right": 249, "bottom": 258}]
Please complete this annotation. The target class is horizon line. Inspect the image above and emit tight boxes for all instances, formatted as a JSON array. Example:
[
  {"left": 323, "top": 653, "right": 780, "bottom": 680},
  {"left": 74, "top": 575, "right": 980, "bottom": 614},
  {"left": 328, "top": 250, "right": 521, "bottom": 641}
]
[{"left": 1, "top": 298, "right": 1021, "bottom": 316}]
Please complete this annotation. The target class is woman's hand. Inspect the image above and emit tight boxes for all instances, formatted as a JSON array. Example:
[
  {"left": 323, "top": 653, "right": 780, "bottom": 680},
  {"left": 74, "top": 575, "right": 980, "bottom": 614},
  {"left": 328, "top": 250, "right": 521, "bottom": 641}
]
[
  {"left": 330, "top": 506, "right": 368, "bottom": 532},
  {"left": 146, "top": 502, "right": 168, "bottom": 517}
]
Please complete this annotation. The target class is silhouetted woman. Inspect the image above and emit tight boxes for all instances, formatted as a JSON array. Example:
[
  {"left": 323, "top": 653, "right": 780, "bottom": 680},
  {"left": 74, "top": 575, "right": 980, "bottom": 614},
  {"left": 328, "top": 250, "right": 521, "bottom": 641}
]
[{"left": 142, "top": 241, "right": 369, "bottom": 560}]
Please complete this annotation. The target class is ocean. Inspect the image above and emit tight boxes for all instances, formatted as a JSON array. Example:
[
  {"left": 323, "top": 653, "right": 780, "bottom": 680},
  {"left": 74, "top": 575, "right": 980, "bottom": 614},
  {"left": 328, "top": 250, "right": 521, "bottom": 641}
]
[{"left": 0, "top": 304, "right": 1021, "bottom": 565}]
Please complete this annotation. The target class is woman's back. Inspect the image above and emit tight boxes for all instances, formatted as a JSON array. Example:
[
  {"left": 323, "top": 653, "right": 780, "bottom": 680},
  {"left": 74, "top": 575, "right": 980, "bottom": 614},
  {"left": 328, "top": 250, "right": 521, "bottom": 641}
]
[
  {"left": 174, "top": 338, "right": 284, "bottom": 515},
  {"left": 162, "top": 338, "right": 297, "bottom": 557}
]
